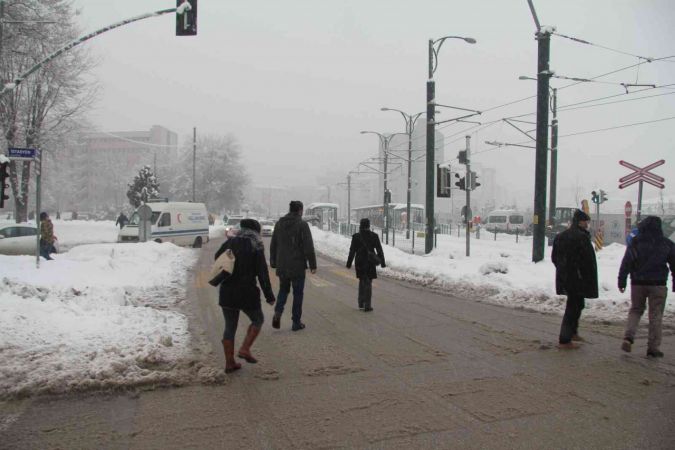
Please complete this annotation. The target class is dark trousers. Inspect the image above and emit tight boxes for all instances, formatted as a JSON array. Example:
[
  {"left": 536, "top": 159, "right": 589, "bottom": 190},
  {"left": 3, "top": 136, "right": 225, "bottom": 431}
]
[
  {"left": 358, "top": 278, "right": 372, "bottom": 309},
  {"left": 559, "top": 294, "right": 585, "bottom": 344},
  {"left": 40, "top": 240, "right": 54, "bottom": 260},
  {"left": 275, "top": 276, "right": 305, "bottom": 324}
]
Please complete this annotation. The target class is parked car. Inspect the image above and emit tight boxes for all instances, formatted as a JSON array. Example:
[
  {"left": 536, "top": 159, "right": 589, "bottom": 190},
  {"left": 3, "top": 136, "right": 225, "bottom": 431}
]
[
  {"left": 0, "top": 223, "right": 59, "bottom": 256},
  {"left": 224, "top": 215, "right": 244, "bottom": 237},
  {"left": 260, "top": 220, "right": 275, "bottom": 237}
]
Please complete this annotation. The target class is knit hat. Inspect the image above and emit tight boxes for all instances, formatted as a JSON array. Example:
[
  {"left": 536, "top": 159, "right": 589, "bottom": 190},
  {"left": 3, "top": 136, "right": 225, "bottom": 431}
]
[
  {"left": 359, "top": 218, "right": 370, "bottom": 229},
  {"left": 240, "top": 218, "right": 261, "bottom": 233},
  {"left": 289, "top": 200, "right": 303, "bottom": 213},
  {"left": 573, "top": 209, "right": 590, "bottom": 223}
]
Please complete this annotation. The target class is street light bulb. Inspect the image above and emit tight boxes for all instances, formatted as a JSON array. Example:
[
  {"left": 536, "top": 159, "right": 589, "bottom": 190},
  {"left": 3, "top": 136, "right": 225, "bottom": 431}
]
[
  {"left": 464, "top": 37, "right": 477, "bottom": 44},
  {"left": 380, "top": 107, "right": 390, "bottom": 111},
  {"left": 518, "top": 76, "right": 530, "bottom": 80}
]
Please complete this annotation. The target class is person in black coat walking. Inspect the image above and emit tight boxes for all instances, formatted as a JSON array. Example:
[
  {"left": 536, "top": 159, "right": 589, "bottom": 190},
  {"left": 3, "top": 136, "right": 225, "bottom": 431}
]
[
  {"left": 270, "top": 201, "right": 317, "bottom": 331},
  {"left": 346, "top": 218, "right": 386, "bottom": 312},
  {"left": 115, "top": 212, "right": 129, "bottom": 229},
  {"left": 618, "top": 216, "right": 675, "bottom": 358},
  {"left": 215, "top": 219, "right": 275, "bottom": 373},
  {"left": 551, "top": 209, "right": 598, "bottom": 349}
]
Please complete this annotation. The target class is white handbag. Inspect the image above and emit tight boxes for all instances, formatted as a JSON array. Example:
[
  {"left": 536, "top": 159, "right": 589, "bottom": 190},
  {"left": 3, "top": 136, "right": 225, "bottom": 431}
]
[{"left": 208, "top": 249, "right": 235, "bottom": 286}]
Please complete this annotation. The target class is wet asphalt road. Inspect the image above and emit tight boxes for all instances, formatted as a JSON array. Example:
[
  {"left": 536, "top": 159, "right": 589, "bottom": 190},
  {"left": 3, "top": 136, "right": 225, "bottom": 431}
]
[{"left": 1, "top": 235, "right": 674, "bottom": 449}]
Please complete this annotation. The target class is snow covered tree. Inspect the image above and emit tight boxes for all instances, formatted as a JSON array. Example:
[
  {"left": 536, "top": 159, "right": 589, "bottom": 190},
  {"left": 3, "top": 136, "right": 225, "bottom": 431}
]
[
  {"left": 164, "top": 133, "right": 248, "bottom": 213},
  {"left": 0, "top": 0, "right": 98, "bottom": 222},
  {"left": 126, "top": 165, "right": 160, "bottom": 208}
]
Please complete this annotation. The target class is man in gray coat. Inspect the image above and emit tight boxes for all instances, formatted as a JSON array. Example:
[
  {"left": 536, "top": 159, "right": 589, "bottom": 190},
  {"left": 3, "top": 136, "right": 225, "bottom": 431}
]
[{"left": 270, "top": 201, "right": 317, "bottom": 331}]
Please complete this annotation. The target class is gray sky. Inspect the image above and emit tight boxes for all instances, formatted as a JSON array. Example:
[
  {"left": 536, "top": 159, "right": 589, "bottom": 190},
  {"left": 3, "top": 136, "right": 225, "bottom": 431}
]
[{"left": 74, "top": 0, "right": 675, "bottom": 211}]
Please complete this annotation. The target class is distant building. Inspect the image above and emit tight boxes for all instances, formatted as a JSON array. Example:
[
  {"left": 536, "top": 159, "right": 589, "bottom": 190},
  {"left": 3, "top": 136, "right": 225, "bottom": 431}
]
[{"left": 76, "top": 125, "right": 178, "bottom": 212}]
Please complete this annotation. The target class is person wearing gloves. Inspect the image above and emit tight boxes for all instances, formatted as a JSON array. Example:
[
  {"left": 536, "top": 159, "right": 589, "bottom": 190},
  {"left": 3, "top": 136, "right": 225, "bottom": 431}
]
[
  {"left": 214, "top": 218, "right": 275, "bottom": 374},
  {"left": 346, "top": 218, "right": 386, "bottom": 312},
  {"left": 618, "top": 216, "right": 675, "bottom": 358}
]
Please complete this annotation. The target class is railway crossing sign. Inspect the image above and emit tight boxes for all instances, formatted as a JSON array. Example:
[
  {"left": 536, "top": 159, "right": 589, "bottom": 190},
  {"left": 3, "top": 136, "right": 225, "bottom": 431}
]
[
  {"left": 618, "top": 159, "right": 665, "bottom": 189},
  {"left": 618, "top": 159, "right": 666, "bottom": 222}
]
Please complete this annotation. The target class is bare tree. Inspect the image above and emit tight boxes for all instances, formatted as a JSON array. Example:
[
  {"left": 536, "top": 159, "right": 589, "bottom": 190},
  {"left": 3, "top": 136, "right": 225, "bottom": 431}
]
[{"left": 0, "top": 0, "right": 98, "bottom": 222}]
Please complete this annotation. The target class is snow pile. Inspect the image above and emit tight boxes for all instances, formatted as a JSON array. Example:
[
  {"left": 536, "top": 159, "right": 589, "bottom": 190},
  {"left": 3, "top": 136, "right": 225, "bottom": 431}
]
[
  {"left": 311, "top": 227, "right": 674, "bottom": 324},
  {"left": 0, "top": 242, "right": 218, "bottom": 399}
]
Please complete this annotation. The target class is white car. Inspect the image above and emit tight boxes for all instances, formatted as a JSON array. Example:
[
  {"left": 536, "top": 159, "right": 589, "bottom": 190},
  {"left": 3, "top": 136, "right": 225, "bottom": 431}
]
[
  {"left": 0, "top": 223, "right": 59, "bottom": 255},
  {"left": 260, "top": 220, "right": 275, "bottom": 237}
]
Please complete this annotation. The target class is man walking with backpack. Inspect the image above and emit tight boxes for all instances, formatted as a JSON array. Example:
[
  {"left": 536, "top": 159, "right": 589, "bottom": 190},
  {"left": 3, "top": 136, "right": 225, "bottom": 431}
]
[
  {"left": 270, "top": 201, "right": 317, "bottom": 331},
  {"left": 618, "top": 216, "right": 675, "bottom": 358}
]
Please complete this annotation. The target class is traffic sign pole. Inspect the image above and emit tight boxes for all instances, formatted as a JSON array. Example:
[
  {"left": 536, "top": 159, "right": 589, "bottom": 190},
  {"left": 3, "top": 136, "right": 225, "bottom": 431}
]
[
  {"left": 35, "top": 149, "right": 41, "bottom": 269},
  {"left": 637, "top": 180, "right": 643, "bottom": 222}
]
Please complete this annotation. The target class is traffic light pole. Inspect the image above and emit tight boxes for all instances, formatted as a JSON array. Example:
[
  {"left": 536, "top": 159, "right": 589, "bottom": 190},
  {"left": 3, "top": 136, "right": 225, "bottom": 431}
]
[
  {"left": 532, "top": 28, "right": 551, "bottom": 263},
  {"left": 425, "top": 71, "right": 435, "bottom": 254},
  {"left": 465, "top": 136, "right": 471, "bottom": 257}
]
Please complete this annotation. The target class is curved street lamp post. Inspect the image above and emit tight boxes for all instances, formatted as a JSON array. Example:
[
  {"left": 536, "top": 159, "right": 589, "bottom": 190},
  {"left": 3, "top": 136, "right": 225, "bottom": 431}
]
[
  {"left": 381, "top": 107, "right": 424, "bottom": 239},
  {"left": 425, "top": 35, "right": 476, "bottom": 254},
  {"left": 360, "top": 131, "right": 405, "bottom": 244}
]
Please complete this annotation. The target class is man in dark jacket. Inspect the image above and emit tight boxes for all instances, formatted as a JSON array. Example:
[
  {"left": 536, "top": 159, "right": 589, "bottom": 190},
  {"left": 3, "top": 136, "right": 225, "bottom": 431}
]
[
  {"left": 551, "top": 209, "right": 598, "bottom": 349},
  {"left": 618, "top": 216, "right": 675, "bottom": 358},
  {"left": 215, "top": 219, "right": 275, "bottom": 373},
  {"left": 347, "top": 218, "right": 386, "bottom": 311},
  {"left": 270, "top": 201, "right": 317, "bottom": 331},
  {"left": 115, "top": 212, "right": 129, "bottom": 229}
]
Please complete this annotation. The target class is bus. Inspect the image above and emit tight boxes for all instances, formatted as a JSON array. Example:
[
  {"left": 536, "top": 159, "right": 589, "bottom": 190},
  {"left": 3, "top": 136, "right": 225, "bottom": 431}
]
[
  {"left": 352, "top": 203, "right": 424, "bottom": 230},
  {"left": 304, "top": 202, "right": 339, "bottom": 230}
]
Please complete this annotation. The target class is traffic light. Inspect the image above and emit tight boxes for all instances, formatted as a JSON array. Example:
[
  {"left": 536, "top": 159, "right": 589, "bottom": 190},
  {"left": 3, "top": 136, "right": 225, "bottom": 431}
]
[
  {"left": 437, "top": 164, "right": 451, "bottom": 197},
  {"left": 176, "top": 0, "right": 197, "bottom": 36},
  {"left": 0, "top": 162, "right": 9, "bottom": 208},
  {"left": 457, "top": 150, "right": 467, "bottom": 165},
  {"left": 591, "top": 190, "right": 599, "bottom": 204},
  {"left": 600, "top": 189, "right": 608, "bottom": 203},
  {"left": 454, "top": 173, "right": 466, "bottom": 191},
  {"left": 470, "top": 171, "right": 481, "bottom": 190}
]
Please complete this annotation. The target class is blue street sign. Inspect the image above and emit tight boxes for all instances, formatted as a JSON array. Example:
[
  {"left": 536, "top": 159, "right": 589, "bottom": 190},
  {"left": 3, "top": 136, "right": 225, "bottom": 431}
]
[{"left": 7, "top": 147, "right": 36, "bottom": 160}]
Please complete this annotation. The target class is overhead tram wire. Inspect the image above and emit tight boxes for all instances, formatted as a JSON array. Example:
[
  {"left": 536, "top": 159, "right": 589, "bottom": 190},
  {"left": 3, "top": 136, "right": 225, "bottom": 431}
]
[
  {"left": 552, "top": 31, "right": 675, "bottom": 64},
  {"left": 387, "top": 57, "right": 675, "bottom": 154}
]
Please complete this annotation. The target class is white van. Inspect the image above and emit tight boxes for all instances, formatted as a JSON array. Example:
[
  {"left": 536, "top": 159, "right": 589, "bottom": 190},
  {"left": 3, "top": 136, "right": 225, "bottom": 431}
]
[
  {"left": 118, "top": 202, "right": 210, "bottom": 248},
  {"left": 484, "top": 209, "right": 527, "bottom": 234}
]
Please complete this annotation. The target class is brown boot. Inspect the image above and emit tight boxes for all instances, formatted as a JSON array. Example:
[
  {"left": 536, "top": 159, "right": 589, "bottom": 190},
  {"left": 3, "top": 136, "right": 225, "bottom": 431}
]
[
  {"left": 238, "top": 325, "right": 261, "bottom": 363},
  {"left": 222, "top": 339, "right": 242, "bottom": 373}
]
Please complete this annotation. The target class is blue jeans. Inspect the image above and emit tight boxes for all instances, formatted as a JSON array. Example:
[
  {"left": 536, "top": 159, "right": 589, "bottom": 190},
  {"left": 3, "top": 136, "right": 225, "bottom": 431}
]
[{"left": 274, "top": 276, "right": 305, "bottom": 324}]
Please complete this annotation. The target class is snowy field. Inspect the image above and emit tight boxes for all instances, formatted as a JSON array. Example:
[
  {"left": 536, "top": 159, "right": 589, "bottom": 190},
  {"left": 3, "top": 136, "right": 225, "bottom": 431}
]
[
  {"left": 0, "top": 220, "right": 226, "bottom": 399},
  {"left": 311, "top": 227, "right": 675, "bottom": 325}
]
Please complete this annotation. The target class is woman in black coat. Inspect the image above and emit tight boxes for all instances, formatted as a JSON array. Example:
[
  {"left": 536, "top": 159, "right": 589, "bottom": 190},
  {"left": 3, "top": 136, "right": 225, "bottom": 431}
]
[
  {"left": 215, "top": 219, "right": 275, "bottom": 373},
  {"left": 346, "top": 218, "right": 386, "bottom": 312}
]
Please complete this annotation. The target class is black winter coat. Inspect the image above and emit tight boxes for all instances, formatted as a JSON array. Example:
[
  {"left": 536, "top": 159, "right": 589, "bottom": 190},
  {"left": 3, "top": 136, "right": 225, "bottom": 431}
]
[
  {"left": 346, "top": 230, "right": 386, "bottom": 279},
  {"left": 215, "top": 229, "right": 275, "bottom": 310},
  {"left": 270, "top": 213, "right": 317, "bottom": 279},
  {"left": 618, "top": 216, "right": 675, "bottom": 290},
  {"left": 551, "top": 224, "right": 598, "bottom": 298}
]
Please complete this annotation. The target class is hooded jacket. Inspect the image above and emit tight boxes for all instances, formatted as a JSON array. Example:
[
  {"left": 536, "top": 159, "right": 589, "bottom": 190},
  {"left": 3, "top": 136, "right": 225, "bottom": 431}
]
[
  {"left": 551, "top": 216, "right": 598, "bottom": 298},
  {"left": 269, "top": 212, "right": 317, "bottom": 279},
  {"left": 215, "top": 228, "right": 275, "bottom": 310},
  {"left": 618, "top": 216, "right": 675, "bottom": 290}
]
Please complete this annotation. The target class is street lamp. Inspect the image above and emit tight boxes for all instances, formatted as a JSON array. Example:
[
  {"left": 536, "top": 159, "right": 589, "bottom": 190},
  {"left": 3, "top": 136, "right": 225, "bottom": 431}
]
[
  {"left": 381, "top": 107, "right": 424, "bottom": 239},
  {"left": 426, "top": 35, "right": 476, "bottom": 254},
  {"left": 519, "top": 75, "right": 558, "bottom": 231},
  {"left": 360, "top": 130, "right": 402, "bottom": 244}
]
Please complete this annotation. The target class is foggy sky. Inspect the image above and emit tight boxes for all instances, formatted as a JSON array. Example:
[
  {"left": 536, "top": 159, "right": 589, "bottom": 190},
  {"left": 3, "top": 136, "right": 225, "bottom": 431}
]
[{"left": 74, "top": 0, "right": 675, "bottom": 212}]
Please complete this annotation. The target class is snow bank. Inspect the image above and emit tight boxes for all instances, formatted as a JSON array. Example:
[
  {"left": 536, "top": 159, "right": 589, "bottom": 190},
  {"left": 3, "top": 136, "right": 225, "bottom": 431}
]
[
  {"left": 311, "top": 228, "right": 674, "bottom": 325},
  {"left": 0, "top": 242, "right": 218, "bottom": 399}
]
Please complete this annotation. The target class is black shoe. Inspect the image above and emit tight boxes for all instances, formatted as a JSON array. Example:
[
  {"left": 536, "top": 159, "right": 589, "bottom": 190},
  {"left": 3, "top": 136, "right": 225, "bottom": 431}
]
[
  {"left": 647, "top": 350, "right": 664, "bottom": 358},
  {"left": 363, "top": 307, "right": 373, "bottom": 312},
  {"left": 272, "top": 314, "right": 281, "bottom": 329},
  {"left": 292, "top": 322, "right": 305, "bottom": 331}
]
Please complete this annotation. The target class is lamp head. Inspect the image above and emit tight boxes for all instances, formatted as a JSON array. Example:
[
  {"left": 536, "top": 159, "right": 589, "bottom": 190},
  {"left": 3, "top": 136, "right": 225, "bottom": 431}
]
[
  {"left": 464, "top": 37, "right": 477, "bottom": 44},
  {"left": 380, "top": 107, "right": 390, "bottom": 111}
]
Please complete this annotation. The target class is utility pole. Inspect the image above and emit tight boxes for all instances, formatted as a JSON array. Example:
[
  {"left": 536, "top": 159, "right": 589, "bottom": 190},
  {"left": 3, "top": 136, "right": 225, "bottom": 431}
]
[
  {"left": 347, "top": 173, "right": 351, "bottom": 231},
  {"left": 548, "top": 88, "right": 558, "bottom": 228},
  {"left": 465, "top": 136, "right": 471, "bottom": 257},
  {"left": 192, "top": 126, "right": 196, "bottom": 202},
  {"left": 425, "top": 39, "right": 436, "bottom": 254},
  {"left": 532, "top": 25, "right": 552, "bottom": 262}
]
